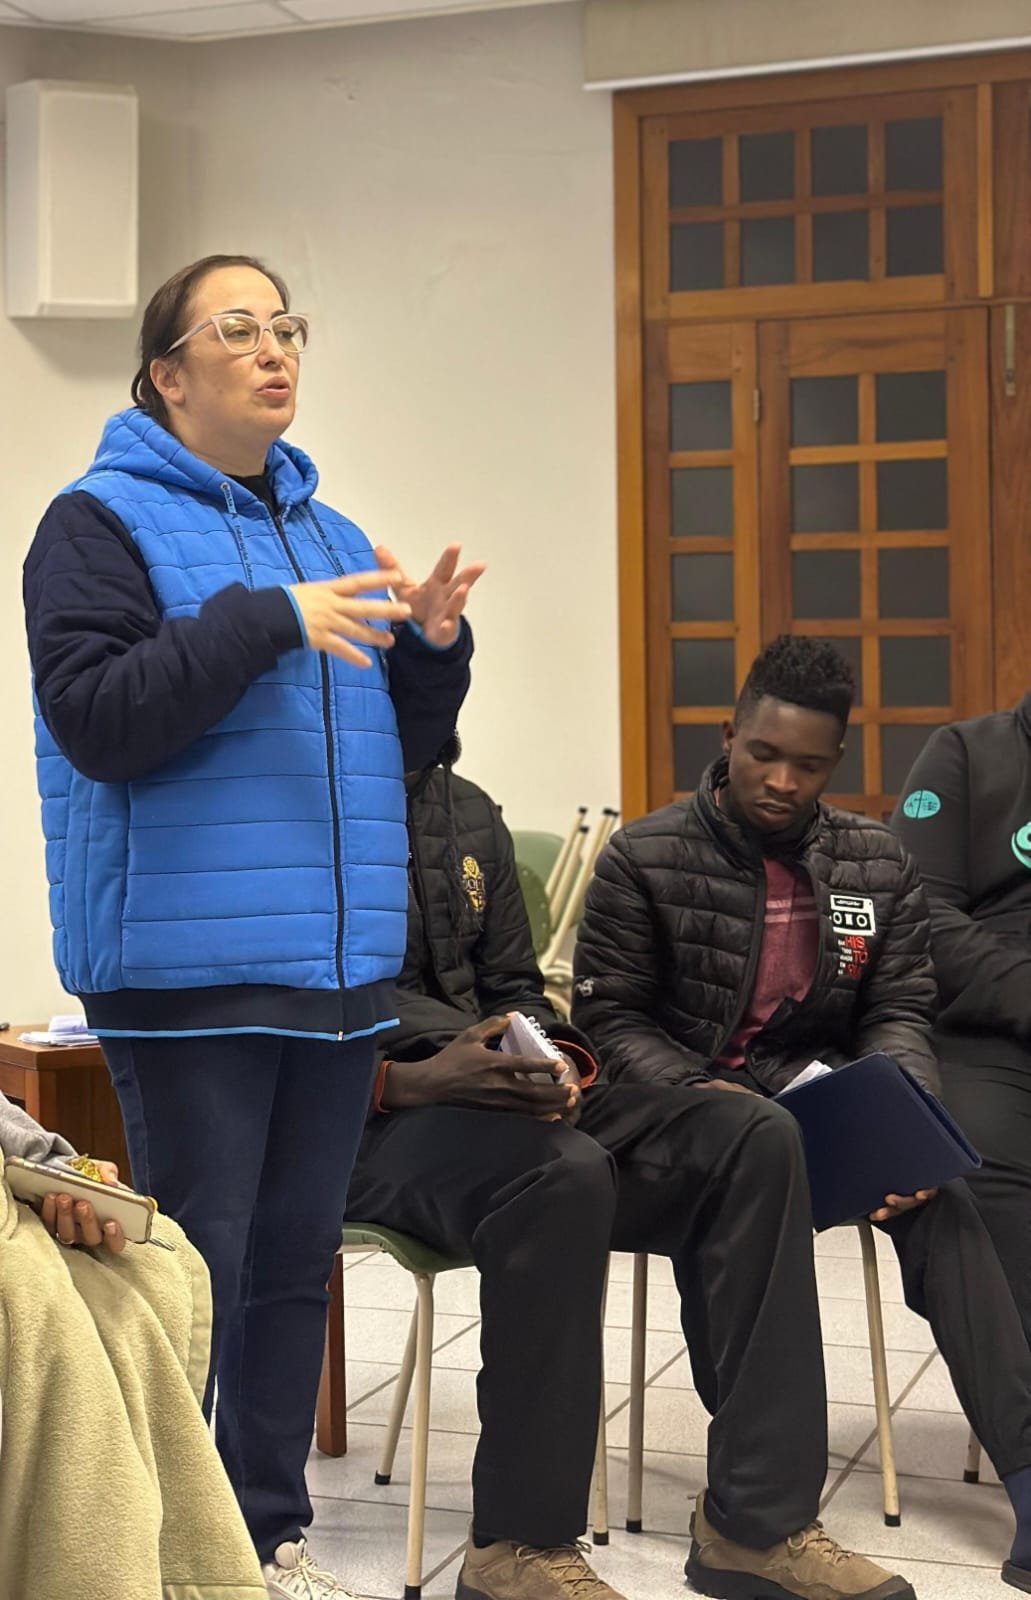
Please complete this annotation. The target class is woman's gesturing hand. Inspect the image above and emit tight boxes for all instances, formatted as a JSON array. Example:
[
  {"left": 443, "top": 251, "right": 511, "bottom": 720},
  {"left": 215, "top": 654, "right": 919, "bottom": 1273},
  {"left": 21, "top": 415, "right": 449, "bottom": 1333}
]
[
  {"left": 289, "top": 567, "right": 411, "bottom": 667},
  {"left": 375, "top": 543, "right": 485, "bottom": 649}
]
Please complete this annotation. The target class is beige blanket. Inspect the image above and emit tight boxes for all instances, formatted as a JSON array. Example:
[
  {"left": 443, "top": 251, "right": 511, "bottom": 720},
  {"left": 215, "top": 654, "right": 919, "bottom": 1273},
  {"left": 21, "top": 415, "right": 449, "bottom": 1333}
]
[{"left": 0, "top": 1153, "right": 266, "bottom": 1599}]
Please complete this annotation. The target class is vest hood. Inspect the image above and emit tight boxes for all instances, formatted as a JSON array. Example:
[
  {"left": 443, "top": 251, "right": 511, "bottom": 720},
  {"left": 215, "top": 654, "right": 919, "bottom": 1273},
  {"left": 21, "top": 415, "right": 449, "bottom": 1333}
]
[{"left": 82, "top": 406, "right": 320, "bottom": 513}]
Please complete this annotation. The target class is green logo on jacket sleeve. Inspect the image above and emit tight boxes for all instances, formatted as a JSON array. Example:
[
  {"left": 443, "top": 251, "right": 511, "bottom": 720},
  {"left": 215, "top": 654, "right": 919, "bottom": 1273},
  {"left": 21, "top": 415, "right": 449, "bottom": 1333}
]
[
  {"left": 903, "top": 790, "right": 941, "bottom": 819},
  {"left": 1012, "top": 823, "right": 1031, "bottom": 870}
]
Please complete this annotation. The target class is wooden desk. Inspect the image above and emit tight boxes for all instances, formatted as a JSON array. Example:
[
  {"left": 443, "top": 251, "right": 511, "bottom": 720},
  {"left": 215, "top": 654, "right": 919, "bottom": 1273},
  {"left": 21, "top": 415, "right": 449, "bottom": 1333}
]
[{"left": 0, "top": 1025, "right": 129, "bottom": 1174}]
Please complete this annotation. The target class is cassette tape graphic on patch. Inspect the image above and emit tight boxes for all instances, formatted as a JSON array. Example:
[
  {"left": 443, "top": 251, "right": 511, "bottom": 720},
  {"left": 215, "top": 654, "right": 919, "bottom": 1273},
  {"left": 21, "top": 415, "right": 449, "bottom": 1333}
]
[{"left": 828, "top": 893, "right": 877, "bottom": 936}]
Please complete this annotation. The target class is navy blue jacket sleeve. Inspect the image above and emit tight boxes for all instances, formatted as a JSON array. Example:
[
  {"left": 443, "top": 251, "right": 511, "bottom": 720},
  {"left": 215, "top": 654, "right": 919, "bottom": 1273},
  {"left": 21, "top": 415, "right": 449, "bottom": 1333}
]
[
  {"left": 24, "top": 491, "right": 304, "bottom": 784},
  {"left": 387, "top": 620, "right": 473, "bottom": 775}
]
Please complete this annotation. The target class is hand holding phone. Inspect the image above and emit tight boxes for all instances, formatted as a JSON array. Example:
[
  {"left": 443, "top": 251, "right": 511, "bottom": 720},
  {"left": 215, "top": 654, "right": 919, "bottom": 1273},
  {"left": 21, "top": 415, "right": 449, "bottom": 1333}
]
[{"left": 6, "top": 1156, "right": 158, "bottom": 1248}]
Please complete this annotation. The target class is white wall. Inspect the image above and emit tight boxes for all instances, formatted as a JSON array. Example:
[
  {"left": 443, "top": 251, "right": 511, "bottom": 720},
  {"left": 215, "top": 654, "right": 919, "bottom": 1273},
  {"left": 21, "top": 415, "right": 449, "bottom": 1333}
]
[
  {"left": 190, "top": 3, "right": 618, "bottom": 827},
  {"left": 0, "top": 3, "right": 617, "bottom": 1019},
  {"left": 0, "top": 26, "right": 199, "bottom": 1019}
]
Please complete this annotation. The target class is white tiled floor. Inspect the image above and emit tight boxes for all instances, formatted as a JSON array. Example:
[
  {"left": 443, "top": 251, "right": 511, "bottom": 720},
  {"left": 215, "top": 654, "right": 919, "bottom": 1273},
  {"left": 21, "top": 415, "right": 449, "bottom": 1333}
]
[{"left": 305, "top": 1230, "right": 1014, "bottom": 1600}]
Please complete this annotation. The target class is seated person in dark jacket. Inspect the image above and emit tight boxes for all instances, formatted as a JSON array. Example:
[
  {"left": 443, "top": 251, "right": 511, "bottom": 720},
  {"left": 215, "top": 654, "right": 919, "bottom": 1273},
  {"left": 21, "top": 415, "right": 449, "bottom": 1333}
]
[
  {"left": 348, "top": 731, "right": 914, "bottom": 1600},
  {"left": 892, "top": 693, "right": 1031, "bottom": 1345},
  {"left": 572, "top": 636, "right": 1031, "bottom": 1600}
]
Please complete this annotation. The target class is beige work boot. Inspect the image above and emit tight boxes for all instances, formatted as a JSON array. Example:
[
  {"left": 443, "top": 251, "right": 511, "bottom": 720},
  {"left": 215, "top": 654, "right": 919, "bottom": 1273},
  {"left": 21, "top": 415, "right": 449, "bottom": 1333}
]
[
  {"left": 685, "top": 1492, "right": 917, "bottom": 1600},
  {"left": 455, "top": 1538, "right": 628, "bottom": 1599}
]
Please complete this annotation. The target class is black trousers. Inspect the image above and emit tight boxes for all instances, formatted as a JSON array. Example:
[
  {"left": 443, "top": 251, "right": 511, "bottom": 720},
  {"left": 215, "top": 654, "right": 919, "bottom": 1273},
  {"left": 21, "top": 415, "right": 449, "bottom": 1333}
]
[
  {"left": 349, "top": 1085, "right": 827, "bottom": 1551},
  {"left": 348, "top": 1083, "right": 1031, "bottom": 1552},
  {"left": 878, "top": 1176, "right": 1031, "bottom": 1481},
  {"left": 939, "top": 1052, "right": 1031, "bottom": 1344}
]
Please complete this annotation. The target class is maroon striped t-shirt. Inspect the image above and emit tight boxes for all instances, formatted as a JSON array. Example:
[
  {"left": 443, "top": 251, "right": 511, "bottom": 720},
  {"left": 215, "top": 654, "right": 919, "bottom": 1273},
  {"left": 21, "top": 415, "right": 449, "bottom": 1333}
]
[{"left": 718, "top": 855, "right": 820, "bottom": 1069}]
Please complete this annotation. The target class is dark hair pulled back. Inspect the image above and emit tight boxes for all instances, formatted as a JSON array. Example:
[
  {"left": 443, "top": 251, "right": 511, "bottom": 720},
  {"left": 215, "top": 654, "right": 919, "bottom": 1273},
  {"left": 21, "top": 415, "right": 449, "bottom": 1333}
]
[{"left": 130, "top": 254, "right": 290, "bottom": 430}]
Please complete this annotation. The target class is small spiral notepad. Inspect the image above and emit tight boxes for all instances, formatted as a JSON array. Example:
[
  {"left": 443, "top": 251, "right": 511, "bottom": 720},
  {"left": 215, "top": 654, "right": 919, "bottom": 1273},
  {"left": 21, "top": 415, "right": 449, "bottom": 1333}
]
[{"left": 499, "top": 1011, "right": 564, "bottom": 1062}]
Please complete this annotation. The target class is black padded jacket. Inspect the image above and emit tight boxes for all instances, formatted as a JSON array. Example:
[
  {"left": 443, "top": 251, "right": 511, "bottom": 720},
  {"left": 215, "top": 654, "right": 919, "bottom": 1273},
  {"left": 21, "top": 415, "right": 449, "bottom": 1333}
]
[
  {"left": 573, "top": 759, "right": 939, "bottom": 1095},
  {"left": 380, "top": 765, "right": 591, "bottom": 1062},
  {"left": 891, "top": 692, "right": 1031, "bottom": 1067}
]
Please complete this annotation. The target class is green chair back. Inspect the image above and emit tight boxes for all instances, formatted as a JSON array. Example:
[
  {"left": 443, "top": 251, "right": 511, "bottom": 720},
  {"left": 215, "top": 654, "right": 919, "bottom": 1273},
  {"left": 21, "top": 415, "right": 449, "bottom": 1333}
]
[
  {"left": 510, "top": 829, "right": 563, "bottom": 888},
  {"left": 516, "top": 861, "right": 551, "bottom": 956},
  {"left": 511, "top": 830, "right": 563, "bottom": 956}
]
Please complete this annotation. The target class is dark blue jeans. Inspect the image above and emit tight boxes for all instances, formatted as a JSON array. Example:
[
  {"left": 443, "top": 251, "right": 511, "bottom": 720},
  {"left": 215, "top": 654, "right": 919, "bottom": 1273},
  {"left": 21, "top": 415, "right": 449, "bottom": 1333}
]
[{"left": 103, "top": 1031, "right": 376, "bottom": 1561}]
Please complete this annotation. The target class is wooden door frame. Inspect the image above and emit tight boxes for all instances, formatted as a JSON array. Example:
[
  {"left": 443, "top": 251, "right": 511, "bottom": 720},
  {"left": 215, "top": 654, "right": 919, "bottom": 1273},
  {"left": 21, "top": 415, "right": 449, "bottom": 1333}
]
[
  {"left": 615, "top": 94, "right": 650, "bottom": 823},
  {"left": 615, "top": 45, "right": 1031, "bottom": 118},
  {"left": 615, "top": 49, "right": 1031, "bottom": 821}
]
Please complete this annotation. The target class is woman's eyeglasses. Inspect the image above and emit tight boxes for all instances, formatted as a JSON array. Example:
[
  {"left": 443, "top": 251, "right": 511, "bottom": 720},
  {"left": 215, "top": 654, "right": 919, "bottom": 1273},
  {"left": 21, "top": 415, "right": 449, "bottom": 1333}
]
[{"left": 165, "top": 311, "right": 310, "bottom": 358}]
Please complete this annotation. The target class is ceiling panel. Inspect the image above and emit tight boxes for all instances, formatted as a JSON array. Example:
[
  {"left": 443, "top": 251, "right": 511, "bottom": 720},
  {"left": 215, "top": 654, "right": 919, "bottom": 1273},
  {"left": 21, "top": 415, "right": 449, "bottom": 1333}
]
[
  {"left": 93, "top": 1, "right": 290, "bottom": 31},
  {"left": 13, "top": 0, "right": 258, "bottom": 18},
  {"left": 0, "top": 0, "right": 573, "bottom": 35},
  {"left": 281, "top": 0, "right": 569, "bottom": 19}
]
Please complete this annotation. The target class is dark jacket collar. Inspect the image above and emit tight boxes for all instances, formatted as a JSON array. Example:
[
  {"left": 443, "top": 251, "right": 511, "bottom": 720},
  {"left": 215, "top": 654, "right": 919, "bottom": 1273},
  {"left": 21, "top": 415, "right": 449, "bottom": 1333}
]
[
  {"left": 1018, "top": 691, "right": 1031, "bottom": 740},
  {"left": 406, "top": 765, "right": 441, "bottom": 803},
  {"left": 692, "top": 756, "right": 822, "bottom": 868}
]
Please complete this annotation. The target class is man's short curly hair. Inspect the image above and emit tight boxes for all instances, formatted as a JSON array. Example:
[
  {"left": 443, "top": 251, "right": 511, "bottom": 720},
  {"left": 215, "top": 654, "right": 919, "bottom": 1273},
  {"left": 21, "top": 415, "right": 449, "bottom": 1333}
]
[{"left": 736, "top": 635, "right": 856, "bottom": 731}]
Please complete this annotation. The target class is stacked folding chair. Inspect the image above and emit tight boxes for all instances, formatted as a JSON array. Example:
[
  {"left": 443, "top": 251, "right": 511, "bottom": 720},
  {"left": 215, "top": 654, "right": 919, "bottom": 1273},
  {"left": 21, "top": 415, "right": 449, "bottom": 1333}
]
[{"left": 535, "top": 806, "right": 620, "bottom": 1018}]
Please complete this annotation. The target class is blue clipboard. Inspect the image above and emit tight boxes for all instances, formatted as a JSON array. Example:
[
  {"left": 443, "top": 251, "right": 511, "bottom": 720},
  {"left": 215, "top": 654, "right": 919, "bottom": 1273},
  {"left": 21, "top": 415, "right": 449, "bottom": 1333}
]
[{"left": 774, "top": 1052, "right": 981, "bottom": 1231}]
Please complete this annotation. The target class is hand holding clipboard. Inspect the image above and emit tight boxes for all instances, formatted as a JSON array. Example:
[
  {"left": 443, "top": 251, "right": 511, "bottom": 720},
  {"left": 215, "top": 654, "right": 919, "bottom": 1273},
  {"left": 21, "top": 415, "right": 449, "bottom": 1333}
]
[{"left": 774, "top": 1053, "right": 980, "bottom": 1232}]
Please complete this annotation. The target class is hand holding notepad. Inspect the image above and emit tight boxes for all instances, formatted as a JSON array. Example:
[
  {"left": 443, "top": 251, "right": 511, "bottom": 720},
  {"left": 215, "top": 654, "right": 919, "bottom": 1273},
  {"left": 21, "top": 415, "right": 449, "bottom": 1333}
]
[
  {"left": 499, "top": 1012, "right": 577, "bottom": 1120},
  {"left": 498, "top": 1012, "right": 575, "bottom": 1083}
]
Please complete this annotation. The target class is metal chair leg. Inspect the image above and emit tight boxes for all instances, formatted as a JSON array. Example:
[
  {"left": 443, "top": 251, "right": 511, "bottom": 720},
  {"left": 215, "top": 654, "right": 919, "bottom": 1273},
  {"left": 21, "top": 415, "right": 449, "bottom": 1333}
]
[
  {"left": 626, "top": 1253, "right": 649, "bottom": 1532},
  {"left": 591, "top": 1262, "right": 611, "bottom": 1545},
  {"left": 964, "top": 1426, "right": 983, "bottom": 1484},
  {"left": 546, "top": 806, "right": 587, "bottom": 908},
  {"left": 404, "top": 1272, "right": 435, "bottom": 1600},
  {"left": 376, "top": 1301, "right": 419, "bottom": 1484},
  {"left": 316, "top": 1251, "right": 348, "bottom": 1456},
  {"left": 592, "top": 1388, "right": 610, "bottom": 1546},
  {"left": 858, "top": 1221, "right": 900, "bottom": 1526}
]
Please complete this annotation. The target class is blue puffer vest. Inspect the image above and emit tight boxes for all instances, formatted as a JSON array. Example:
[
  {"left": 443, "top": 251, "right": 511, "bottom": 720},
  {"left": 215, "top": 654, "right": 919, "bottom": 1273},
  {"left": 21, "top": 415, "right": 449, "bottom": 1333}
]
[{"left": 35, "top": 408, "right": 407, "bottom": 1030}]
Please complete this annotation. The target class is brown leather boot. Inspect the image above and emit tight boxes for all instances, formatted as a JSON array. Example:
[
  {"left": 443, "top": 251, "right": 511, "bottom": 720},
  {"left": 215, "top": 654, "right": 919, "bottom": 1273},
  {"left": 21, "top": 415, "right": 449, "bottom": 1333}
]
[
  {"left": 685, "top": 1491, "right": 917, "bottom": 1600},
  {"left": 455, "top": 1538, "right": 628, "bottom": 1599}
]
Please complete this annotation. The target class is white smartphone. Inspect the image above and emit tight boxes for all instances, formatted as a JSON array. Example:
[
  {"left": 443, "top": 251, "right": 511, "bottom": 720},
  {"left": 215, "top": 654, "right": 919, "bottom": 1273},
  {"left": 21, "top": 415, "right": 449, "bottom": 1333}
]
[{"left": 5, "top": 1156, "right": 158, "bottom": 1244}]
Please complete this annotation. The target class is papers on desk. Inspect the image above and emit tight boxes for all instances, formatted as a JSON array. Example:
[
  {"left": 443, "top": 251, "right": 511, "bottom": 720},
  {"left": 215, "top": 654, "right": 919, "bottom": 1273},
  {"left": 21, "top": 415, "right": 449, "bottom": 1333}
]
[{"left": 20, "top": 1015, "right": 99, "bottom": 1047}]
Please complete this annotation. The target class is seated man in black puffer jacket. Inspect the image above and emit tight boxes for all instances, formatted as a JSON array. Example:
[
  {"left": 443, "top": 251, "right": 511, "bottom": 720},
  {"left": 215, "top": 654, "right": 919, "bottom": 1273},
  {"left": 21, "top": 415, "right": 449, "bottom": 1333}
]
[
  {"left": 347, "top": 726, "right": 916, "bottom": 1600},
  {"left": 573, "top": 635, "right": 1031, "bottom": 1600}
]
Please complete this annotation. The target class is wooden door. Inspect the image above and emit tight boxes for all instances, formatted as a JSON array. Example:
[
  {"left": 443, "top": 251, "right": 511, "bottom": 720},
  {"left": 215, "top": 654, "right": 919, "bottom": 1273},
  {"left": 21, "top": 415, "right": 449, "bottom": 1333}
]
[
  {"left": 618, "top": 55, "right": 1031, "bottom": 821},
  {"left": 757, "top": 308, "right": 992, "bottom": 817}
]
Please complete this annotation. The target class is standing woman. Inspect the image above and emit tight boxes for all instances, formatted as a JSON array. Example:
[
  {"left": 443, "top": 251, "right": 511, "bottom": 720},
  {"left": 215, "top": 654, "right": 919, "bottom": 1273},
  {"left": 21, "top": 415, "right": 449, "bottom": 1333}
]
[{"left": 23, "top": 254, "right": 481, "bottom": 1600}]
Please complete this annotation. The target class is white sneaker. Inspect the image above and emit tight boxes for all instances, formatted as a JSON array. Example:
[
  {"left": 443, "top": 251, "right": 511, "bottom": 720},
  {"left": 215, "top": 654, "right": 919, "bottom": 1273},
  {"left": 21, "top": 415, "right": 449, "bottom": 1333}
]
[{"left": 262, "top": 1538, "right": 359, "bottom": 1599}]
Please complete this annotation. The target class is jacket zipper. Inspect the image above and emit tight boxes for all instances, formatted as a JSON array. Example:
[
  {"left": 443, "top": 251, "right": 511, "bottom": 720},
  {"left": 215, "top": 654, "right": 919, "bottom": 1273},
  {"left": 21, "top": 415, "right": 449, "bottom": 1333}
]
[
  {"left": 221, "top": 483, "right": 255, "bottom": 588},
  {"left": 712, "top": 866, "right": 768, "bottom": 1064},
  {"left": 789, "top": 863, "right": 831, "bottom": 1017},
  {"left": 406, "top": 806, "right": 452, "bottom": 1001},
  {"left": 742, "top": 860, "right": 826, "bottom": 1081},
  {"left": 265, "top": 501, "right": 348, "bottom": 1036}
]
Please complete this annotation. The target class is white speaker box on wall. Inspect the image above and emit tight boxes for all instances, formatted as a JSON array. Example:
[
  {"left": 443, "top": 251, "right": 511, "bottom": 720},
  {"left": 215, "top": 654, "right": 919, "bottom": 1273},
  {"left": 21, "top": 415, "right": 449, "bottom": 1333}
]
[{"left": 5, "top": 80, "right": 138, "bottom": 319}]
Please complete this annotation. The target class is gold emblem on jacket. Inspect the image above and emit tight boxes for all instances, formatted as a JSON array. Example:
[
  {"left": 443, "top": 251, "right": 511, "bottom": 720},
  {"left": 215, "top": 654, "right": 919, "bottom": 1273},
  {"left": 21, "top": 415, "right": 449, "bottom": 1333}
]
[{"left": 462, "top": 854, "right": 486, "bottom": 913}]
